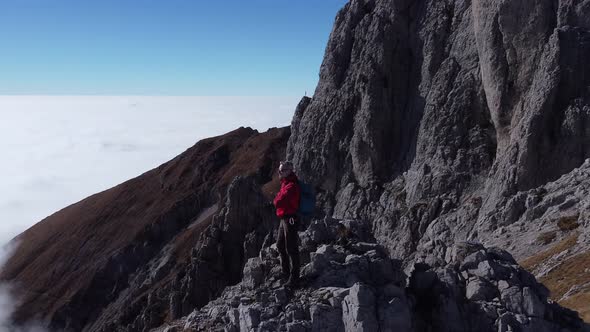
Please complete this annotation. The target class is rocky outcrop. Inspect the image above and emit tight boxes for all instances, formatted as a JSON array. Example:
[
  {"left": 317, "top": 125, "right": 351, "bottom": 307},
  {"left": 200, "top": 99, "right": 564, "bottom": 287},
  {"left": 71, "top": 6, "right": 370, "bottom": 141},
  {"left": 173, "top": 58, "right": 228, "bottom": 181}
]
[
  {"left": 286, "top": 0, "right": 590, "bottom": 317},
  {"left": 157, "top": 217, "right": 585, "bottom": 332},
  {"left": 84, "top": 175, "right": 278, "bottom": 332},
  {"left": 288, "top": 0, "right": 590, "bottom": 251}
]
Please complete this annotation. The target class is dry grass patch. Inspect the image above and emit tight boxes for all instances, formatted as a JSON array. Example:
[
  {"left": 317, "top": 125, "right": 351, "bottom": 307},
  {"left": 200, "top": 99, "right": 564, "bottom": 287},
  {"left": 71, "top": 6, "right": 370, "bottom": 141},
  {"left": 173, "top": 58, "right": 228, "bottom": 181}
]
[
  {"left": 539, "top": 251, "right": 590, "bottom": 323},
  {"left": 520, "top": 233, "right": 590, "bottom": 322},
  {"left": 561, "top": 288, "right": 590, "bottom": 323},
  {"left": 537, "top": 231, "right": 557, "bottom": 245},
  {"left": 521, "top": 233, "right": 579, "bottom": 271},
  {"left": 557, "top": 215, "right": 580, "bottom": 232},
  {"left": 539, "top": 250, "right": 590, "bottom": 299}
]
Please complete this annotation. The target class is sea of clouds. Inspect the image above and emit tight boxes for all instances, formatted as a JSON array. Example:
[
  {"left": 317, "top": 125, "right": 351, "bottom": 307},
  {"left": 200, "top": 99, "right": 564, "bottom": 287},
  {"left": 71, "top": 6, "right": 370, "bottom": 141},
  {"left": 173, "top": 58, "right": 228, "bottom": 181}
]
[
  {"left": 0, "top": 96, "right": 299, "bottom": 247},
  {"left": 0, "top": 95, "right": 298, "bottom": 330}
]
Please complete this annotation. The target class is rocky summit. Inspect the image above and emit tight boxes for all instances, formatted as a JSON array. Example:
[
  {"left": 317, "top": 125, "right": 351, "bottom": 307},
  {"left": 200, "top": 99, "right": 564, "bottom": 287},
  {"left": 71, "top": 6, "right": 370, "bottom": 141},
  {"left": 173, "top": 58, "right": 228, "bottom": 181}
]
[
  {"left": 157, "top": 218, "right": 585, "bottom": 332},
  {"left": 2, "top": 0, "right": 590, "bottom": 331}
]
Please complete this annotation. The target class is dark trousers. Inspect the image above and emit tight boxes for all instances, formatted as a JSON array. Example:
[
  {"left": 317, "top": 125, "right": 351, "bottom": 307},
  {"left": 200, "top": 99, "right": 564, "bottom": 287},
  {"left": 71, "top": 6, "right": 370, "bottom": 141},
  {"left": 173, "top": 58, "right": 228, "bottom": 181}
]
[{"left": 276, "top": 216, "right": 300, "bottom": 281}]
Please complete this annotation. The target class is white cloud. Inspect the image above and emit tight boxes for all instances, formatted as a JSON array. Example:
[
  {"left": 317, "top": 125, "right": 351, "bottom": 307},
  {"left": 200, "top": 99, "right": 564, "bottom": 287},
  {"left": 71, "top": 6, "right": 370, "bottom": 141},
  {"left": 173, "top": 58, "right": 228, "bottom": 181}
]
[
  {"left": 0, "top": 96, "right": 299, "bottom": 246},
  {"left": 0, "top": 241, "right": 48, "bottom": 331}
]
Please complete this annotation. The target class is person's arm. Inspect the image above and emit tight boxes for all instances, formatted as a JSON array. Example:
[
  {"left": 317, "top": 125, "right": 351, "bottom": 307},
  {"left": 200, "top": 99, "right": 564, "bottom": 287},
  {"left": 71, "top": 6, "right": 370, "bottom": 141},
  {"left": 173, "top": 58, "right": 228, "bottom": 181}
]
[{"left": 274, "top": 183, "right": 297, "bottom": 210}]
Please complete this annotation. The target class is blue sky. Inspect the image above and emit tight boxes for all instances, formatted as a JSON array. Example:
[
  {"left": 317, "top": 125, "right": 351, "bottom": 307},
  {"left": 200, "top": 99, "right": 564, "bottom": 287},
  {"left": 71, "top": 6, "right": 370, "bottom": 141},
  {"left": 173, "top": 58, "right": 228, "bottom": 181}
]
[{"left": 0, "top": 0, "right": 347, "bottom": 95}]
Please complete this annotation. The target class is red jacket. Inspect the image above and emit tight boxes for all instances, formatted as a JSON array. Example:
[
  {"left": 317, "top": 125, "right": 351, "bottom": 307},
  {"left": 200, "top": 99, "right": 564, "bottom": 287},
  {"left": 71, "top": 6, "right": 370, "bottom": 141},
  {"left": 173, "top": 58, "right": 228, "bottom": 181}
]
[{"left": 273, "top": 173, "right": 301, "bottom": 218}]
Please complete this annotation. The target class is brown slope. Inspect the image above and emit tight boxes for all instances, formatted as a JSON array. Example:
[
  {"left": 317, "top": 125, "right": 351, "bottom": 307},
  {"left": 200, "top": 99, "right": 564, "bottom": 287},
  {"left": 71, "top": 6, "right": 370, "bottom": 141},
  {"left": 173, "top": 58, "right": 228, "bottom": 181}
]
[
  {"left": 521, "top": 233, "right": 590, "bottom": 322},
  {"left": 0, "top": 126, "right": 289, "bottom": 330}
]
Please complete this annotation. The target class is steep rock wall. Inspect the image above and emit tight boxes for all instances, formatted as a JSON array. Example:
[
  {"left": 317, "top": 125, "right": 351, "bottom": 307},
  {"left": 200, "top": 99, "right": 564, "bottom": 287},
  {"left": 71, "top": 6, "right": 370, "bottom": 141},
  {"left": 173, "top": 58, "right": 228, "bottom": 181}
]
[{"left": 287, "top": 0, "right": 590, "bottom": 260}]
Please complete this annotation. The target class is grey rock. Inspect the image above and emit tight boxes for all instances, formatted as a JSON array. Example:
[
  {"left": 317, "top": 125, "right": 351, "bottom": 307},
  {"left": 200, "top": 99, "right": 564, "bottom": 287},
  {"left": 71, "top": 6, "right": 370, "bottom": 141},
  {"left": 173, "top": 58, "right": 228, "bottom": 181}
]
[
  {"left": 466, "top": 277, "right": 497, "bottom": 302},
  {"left": 460, "top": 250, "right": 488, "bottom": 271},
  {"left": 230, "top": 296, "right": 241, "bottom": 308},
  {"left": 498, "top": 280, "right": 510, "bottom": 292},
  {"left": 471, "top": 261, "right": 511, "bottom": 281},
  {"left": 242, "top": 257, "right": 264, "bottom": 290},
  {"left": 285, "top": 304, "right": 307, "bottom": 322},
  {"left": 316, "top": 244, "right": 347, "bottom": 263},
  {"left": 261, "top": 305, "right": 281, "bottom": 320},
  {"left": 486, "top": 248, "right": 517, "bottom": 265},
  {"left": 450, "top": 242, "right": 486, "bottom": 266},
  {"left": 227, "top": 309, "right": 240, "bottom": 332},
  {"left": 342, "top": 283, "right": 378, "bottom": 332},
  {"left": 286, "top": 320, "right": 312, "bottom": 332},
  {"left": 351, "top": 242, "right": 382, "bottom": 253},
  {"left": 497, "top": 312, "right": 518, "bottom": 332},
  {"left": 169, "top": 291, "right": 181, "bottom": 320},
  {"left": 238, "top": 304, "right": 260, "bottom": 332},
  {"left": 304, "top": 251, "right": 332, "bottom": 278},
  {"left": 310, "top": 304, "right": 343, "bottom": 332},
  {"left": 501, "top": 287, "right": 524, "bottom": 315},
  {"left": 258, "top": 319, "right": 279, "bottom": 332},
  {"left": 329, "top": 287, "right": 351, "bottom": 307},
  {"left": 161, "top": 227, "right": 585, "bottom": 332},
  {"left": 377, "top": 294, "right": 411, "bottom": 332},
  {"left": 522, "top": 287, "right": 545, "bottom": 317}
]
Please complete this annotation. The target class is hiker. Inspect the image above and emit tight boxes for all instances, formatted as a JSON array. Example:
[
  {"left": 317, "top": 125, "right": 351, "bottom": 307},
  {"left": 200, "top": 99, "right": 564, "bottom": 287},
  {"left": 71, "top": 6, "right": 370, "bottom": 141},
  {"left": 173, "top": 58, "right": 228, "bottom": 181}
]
[{"left": 273, "top": 161, "right": 301, "bottom": 287}]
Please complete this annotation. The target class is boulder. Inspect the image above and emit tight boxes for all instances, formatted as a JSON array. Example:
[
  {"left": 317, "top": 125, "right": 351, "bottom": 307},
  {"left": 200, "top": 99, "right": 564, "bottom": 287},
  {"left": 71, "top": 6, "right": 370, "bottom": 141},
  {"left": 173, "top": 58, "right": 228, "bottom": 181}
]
[
  {"left": 242, "top": 257, "right": 264, "bottom": 290},
  {"left": 342, "top": 283, "right": 378, "bottom": 332},
  {"left": 310, "top": 304, "right": 343, "bottom": 332}
]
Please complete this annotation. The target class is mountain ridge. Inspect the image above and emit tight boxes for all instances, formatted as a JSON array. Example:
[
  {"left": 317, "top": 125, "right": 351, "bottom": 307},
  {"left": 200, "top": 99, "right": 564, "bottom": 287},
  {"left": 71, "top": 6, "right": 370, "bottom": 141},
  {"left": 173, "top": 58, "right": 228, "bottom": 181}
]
[{"left": 1, "top": 126, "right": 290, "bottom": 330}]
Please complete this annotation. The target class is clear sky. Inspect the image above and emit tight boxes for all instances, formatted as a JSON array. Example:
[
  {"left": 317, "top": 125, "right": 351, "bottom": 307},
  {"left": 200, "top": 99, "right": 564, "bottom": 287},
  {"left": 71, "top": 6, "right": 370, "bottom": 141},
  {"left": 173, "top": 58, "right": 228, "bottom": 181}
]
[{"left": 0, "top": 0, "right": 347, "bottom": 96}]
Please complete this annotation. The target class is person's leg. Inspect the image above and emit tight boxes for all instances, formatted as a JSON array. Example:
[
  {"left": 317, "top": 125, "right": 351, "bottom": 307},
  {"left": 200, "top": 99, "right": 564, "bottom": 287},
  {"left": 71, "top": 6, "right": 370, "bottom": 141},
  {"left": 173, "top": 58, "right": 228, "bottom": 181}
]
[
  {"left": 276, "top": 219, "right": 290, "bottom": 279},
  {"left": 285, "top": 217, "right": 301, "bottom": 285}
]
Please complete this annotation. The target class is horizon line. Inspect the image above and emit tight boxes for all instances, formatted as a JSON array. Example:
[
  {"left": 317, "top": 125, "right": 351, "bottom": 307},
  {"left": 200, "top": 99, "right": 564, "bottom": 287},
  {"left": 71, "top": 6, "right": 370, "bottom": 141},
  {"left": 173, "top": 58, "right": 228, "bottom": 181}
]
[{"left": 0, "top": 95, "right": 306, "bottom": 98}]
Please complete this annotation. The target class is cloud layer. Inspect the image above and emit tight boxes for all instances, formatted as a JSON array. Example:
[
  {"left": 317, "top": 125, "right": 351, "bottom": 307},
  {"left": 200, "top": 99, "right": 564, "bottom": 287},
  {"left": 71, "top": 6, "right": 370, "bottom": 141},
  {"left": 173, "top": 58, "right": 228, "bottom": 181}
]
[{"left": 0, "top": 96, "right": 299, "bottom": 246}]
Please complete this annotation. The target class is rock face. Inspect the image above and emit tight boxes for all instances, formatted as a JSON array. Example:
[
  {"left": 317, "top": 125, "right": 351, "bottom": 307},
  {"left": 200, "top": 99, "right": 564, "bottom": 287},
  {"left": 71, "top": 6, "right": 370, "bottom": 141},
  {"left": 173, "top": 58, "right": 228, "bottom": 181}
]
[
  {"left": 287, "top": 0, "right": 590, "bottom": 318},
  {"left": 288, "top": 0, "right": 590, "bottom": 247},
  {"left": 157, "top": 218, "right": 585, "bottom": 332}
]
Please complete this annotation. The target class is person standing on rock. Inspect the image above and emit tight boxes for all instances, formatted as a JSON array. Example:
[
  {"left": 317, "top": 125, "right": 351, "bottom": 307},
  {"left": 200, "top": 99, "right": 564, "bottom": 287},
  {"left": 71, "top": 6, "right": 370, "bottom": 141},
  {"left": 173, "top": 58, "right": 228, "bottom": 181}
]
[{"left": 273, "top": 161, "right": 301, "bottom": 287}]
